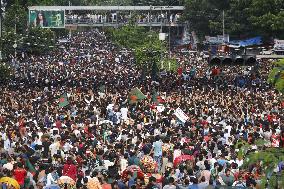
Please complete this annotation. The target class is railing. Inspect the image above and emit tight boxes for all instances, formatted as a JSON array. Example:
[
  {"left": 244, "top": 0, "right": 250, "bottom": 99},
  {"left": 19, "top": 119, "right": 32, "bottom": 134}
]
[{"left": 65, "top": 18, "right": 183, "bottom": 26}]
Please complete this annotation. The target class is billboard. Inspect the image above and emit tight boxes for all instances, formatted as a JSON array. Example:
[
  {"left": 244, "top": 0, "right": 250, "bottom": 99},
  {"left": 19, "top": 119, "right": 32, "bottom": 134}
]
[{"left": 29, "top": 10, "right": 65, "bottom": 28}]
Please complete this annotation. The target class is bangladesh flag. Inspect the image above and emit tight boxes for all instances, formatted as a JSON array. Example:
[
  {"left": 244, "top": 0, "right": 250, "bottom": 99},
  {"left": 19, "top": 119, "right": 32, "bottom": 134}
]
[
  {"left": 128, "top": 87, "right": 146, "bottom": 104},
  {"left": 24, "top": 158, "right": 36, "bottom": 176},
  {"left": 59, "top": 94, "right": 69, "bottom": 108},
  {"left": 151, "top": 88, "right": 165, "bottom": 105}
]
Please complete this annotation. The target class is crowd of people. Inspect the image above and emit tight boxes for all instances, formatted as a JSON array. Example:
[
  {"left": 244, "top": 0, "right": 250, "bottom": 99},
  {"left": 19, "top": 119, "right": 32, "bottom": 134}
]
[
  {"left": 65, "top": 12, "right": 181, "bottom": 25},
  {"left": 0, "top": 29, "right": 283, "bottom": 189}
]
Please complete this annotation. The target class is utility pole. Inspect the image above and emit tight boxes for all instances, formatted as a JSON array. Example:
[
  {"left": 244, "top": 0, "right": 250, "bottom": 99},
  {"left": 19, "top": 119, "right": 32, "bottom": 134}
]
[
  {"left": 0, "top": 0, "right": 5, "bottom": 60},
  {"left": 160, "top": 7, "right": 163, "bottom": 33},
  {"left": 222, "top": 10, "right": 225, "bottom": 44},
  {"left": 0, "top": 0, "right": 2, "bottom": 39},
  {"left": 69, "top": 1, "right": 72, "bottom": 39},
  {"left": 149, "top": 5, "right": 152, "bottom": 31},
  {"left": 168, "top": 8, "right": 171, "bottom": 58},
  {"left": 13, "top": 16, "right": 18, "bottom": 58}
]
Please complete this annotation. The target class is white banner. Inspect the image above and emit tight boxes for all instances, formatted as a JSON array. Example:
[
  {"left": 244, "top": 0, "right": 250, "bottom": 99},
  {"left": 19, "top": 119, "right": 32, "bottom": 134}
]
[{"left": 174, "top": 108, "right": 189, "bottom": 123}]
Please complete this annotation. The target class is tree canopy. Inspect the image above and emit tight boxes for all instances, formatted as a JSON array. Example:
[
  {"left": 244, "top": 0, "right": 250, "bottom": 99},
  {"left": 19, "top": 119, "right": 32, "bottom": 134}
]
[
  {"left": 183, "top": 0, "right": 284, "bottom": 40},
  {"left": 268, "top": 59, "right": 284, "bottom": 93}
]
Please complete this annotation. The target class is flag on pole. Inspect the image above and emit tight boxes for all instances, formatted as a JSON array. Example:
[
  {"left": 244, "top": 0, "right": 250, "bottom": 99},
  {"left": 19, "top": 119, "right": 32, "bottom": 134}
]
[
  {"left": 128, "top": 87, "right": 146, "bottom": 104},
  {"left": 151, "top": 88, "right": 165, "bottom": 105},
  {"left": 24, "top": 158, "right": 36, "bottom": 175},
  {"left": 58, "top": 94, "right": 69, "bottom": 108}
]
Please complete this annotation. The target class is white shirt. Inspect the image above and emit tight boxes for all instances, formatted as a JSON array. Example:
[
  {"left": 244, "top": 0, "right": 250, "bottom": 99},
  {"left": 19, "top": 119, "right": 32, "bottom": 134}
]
[
  {"left": 120, "top": 158, "right": 128, "bottom": 173},
  {"left": 120, "top": 108, "right": 128, "bottom": 120},
  {"left": 236, "top": 159, "right": 243, "bottom": 167},
  {"left": 4, "top": 139, "right": 11, "bottom": 150},
  {"left": 63, "top": 142, "right": 73, "bottom": 152},
  {"left": 173, "top": 149, "right": 181, "bottom": 161},
  {"left": 46, "top": 173, "right": 56, "bottom": 185},
  {"left": 49, "top": 142, "right": 60, "bottom": 157},
  {"left": 3, "top": 162, "right": 13, "bottom": 171},
  {"left": 103, "top": 160, "right": 114, "bottom": 169}
]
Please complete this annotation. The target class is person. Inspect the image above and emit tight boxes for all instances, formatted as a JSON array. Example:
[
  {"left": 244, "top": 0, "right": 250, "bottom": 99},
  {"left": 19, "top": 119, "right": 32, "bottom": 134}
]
[
  {"left": 145, "top": 176, "right": 160, "bottom": 189},
  {"left": 220, "top": 169, "right": 234, "bottom": 186},
  {"left": 62, "top": 157, "right": 77, "bottom": 181},
  {"left": 46, "top": 167, "right": 59, "bottom": 185},
  {"left": 13, "top": 162, "right": 27, "bottom": 188},
  {"left": 34, "top": 12, "right": 48, "bottom": 27},
  {"left": 197, "top": 176, "right": 209, "bottom": 189},
  {"left": 152, "top": 135, "right": 163, "bottom": 172},
  {"left": 126, "top": 172, "right": 136, "bottom": 189},
  {"left": 163, "top": 177, "right": 176, "bottom": 189},
  {"left": 0, "top": 29, "right": 283, "bottom": 189}
]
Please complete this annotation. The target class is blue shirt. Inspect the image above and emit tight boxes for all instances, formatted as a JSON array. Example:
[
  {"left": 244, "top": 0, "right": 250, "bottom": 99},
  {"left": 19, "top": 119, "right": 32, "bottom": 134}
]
[{"left": 153, "top": 140, "right": 163, "bottom": 157}]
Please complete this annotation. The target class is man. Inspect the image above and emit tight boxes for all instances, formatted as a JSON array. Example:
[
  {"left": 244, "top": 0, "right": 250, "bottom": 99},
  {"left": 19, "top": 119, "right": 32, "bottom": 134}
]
[
  {"left": 152, "top": 135, "right": 163, "bottom": 172},
  {"left": 163, "top": 177, "right": 176, "bottom": 189},
  {"left": 221, "top": 168, "right": 234, "bottom": 186},
  {"left": 145, "top": 176, "right": 160, "bottom": 189},
  {"left": 13, "top": 162, "right": 27, "bottom": 188}
]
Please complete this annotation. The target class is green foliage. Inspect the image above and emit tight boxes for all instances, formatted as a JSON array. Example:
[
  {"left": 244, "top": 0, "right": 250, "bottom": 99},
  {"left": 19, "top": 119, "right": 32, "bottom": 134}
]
[
  {"left": 110, "top": 25, "right": 148, "bottom": 49},
  {"left": 244, "top": 148, "right": 284, "bottom": 188},
  {"left": 268, "top": 59, "right": 284, "bottom": 92},
  {"left": 134, "top": 33, "right": 166, "bottom": 67},
  {"left": 3, "top": 4, "right": 28, "bottom": 34},
  {"left": 0, "top": 63, "right": 12, "bottom": 82},
  {"left": 108, "top": 24, "right": 167, "bottom": 72},
  {"left": 0, "top": 31, "right": 21, "bottom": 58},
  {"left": 0, "top": 27, "right": 55, "bottom": 58},
  {"left": 162, "top": 58, "right": 178, "bottom": 72},
  {"left": 234, "top": 139, "right": 250, "bottom": 158},
  {"left": 24, "top": 27, "right": 55, "bottom": 55},
  {"left": 183, "top": 0, "right": 284, "bottom": 39}
]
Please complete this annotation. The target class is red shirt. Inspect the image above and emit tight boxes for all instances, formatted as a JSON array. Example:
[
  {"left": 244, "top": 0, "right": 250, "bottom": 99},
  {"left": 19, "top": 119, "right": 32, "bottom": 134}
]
[
  {"left": 63, "top": 163, "right": 77, "bottom": 181},
  {"left": 13, "top": 168, "right": 27, "bottom": 185}
]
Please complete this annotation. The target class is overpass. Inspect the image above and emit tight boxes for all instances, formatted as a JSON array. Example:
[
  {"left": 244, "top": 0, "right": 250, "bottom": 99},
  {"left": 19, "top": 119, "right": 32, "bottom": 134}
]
[{"left": 28, "top": 6, "right": 185, "bottom": 28}]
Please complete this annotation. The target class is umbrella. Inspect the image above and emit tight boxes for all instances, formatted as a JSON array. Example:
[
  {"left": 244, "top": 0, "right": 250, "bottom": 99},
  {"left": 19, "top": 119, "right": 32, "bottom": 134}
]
[
  {"left": 44, "top": 184, "right": 60, "bottom": 189},
  {"left": 121, "top": 165, "right": 144, "bottom": 181},
  {"left": 87, "top": 178, "right": 102, "bottom": 189},
  {"left": 0, "top": 177, "right": 20, "bottom": 189},
  {"left": 140, "top": 155, "right": 157, "bottom": 173},
  {"left": 173, "top": 155, "right": 194, "bottom": 167}
]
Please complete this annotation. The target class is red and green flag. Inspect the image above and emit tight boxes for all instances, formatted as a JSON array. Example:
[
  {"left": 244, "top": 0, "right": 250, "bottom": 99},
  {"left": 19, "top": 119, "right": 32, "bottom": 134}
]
[
  {"left": 59, "top": 94, "right": 69, "bottom": 108},
  {"left": 128, "top": 87, "right": 146, "bottom": 104},
  {"left": 24, "top": 158, "right": 36, "bottom": 176},
  {"left": 151, "top": 88, "right": 165, "bottom": 105}
]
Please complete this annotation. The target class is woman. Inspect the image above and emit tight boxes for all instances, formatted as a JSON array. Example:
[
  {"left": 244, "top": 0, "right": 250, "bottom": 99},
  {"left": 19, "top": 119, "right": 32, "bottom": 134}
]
[
  {"left": 34, "top": 12, "right": 48, "bottom": 27},
  {"left": 63, "top": 157, "right": 77, "bottom": 181}
]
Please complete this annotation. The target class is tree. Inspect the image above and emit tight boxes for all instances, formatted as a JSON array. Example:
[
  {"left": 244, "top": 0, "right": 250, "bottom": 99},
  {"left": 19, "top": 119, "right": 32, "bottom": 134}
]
[
  {"left": 109, "top": 24, "right": 149, "bottom": 49},
  {"left": 23, "top": 27, "right": 55, "bottom": 55},
  {"left": 248, "top": 0, "right": 284, "bottom": 38},
  {"left": 244, "top": 147, "right": 284, "bottom": 188},
  {"left": 134, "top": 33, "right": 166, "bottom": 68},
  {"left": 183, "top": 0, "right": 284, "bottom": 39},
  {"left": 3, "top": 3, "right": 28, "bottom": 34},
  {"left": 0, "top": 62, "right": 12, "bottom": 83},
  {"left": 268, "top": 59, "right": 284, "bottom": 93}
]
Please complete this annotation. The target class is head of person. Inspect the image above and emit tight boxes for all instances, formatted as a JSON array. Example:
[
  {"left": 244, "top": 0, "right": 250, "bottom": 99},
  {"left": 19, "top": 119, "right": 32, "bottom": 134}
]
[{"left": 168, "top": 177, "right": 175, "bottom": 184}]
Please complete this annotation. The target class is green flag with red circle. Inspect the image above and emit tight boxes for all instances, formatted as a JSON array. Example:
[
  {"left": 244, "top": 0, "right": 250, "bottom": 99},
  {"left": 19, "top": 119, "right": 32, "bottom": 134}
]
[{"left": 59, "top": 94, "right": 69, "bottom": 108}]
